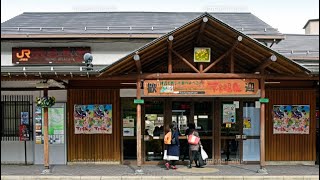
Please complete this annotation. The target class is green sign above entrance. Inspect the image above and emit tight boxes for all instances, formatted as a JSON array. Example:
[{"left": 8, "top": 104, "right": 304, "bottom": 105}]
[
  {"left": 259, "top": 98, "right": 269, "bottom": 103},
  {"left": 134, "top": 99, "right": 144, "bottom": 104}
]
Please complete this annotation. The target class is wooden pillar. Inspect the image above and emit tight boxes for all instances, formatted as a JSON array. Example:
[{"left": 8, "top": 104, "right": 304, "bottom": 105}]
[
  {"left": 260, "top": 76, "right": 266, "bottom": 169},
  {"left": 43, "top": 88, "right": 49, "bottom": 169},
  {"left": 136, "top": 77, "right": 142, "bottom": 168},
  {"left": 199, "top": 63, "right": 203, "bottom": 73},
  {"left": 214, "top": 98, "right": 221, "bottom": 164}
]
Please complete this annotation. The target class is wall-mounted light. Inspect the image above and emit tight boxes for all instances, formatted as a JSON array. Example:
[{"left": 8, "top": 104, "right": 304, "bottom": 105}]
[{"left": 83, "top": 53, "right": 93, "bottom": 71}]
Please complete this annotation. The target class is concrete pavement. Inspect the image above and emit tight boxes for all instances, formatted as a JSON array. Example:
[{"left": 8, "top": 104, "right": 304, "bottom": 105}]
[{"left": 1, "top": 164, "right": 319, "bottom": 179}]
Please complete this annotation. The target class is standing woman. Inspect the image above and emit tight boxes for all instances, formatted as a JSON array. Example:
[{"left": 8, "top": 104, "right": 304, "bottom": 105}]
[
  {"left": 164, "top": 123, "right": 180, "bottom": 170},
  {"left": 187, "top": 123, "right": 201, "bottom": 168}
]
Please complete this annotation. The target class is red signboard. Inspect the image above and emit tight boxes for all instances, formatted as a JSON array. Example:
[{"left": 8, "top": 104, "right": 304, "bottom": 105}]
[
  {"left": 143, "top": 79, "right": 259, "bottom": 96},
  {"left": 12, "top": 47, "right": 91, "bottom": 64}
]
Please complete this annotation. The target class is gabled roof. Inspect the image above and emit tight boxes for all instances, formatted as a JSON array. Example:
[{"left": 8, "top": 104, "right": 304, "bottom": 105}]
[
  {"left": 272, "top": 34, "right": 319, "bottom": 74},
  {"left": 99, "top": 13, "right": 311, "bottom": 77},
  {"left": 1, "top": 12, "right": 282, "bottom": 37},
  {"left": 303, "top": 19, "right": 319, "bottom": 29}
]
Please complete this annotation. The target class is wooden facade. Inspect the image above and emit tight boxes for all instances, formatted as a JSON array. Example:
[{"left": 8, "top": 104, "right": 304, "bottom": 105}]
[
  {"left": 1, "top": 13, "right": 318, "bottom": 166},
  {"left": 67, "top": 89, "right": 121, "bottom": 162},
  {"left": 265, "top": 89, "right": 317, "bottom": 161}
]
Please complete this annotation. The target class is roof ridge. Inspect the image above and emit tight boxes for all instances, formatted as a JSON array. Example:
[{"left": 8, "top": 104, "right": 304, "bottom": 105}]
[{"left": 22, "top": 11, "right": 251, "bottom": 14}]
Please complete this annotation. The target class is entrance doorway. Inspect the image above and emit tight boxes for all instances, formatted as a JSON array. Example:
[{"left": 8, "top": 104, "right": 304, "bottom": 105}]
[{"left": 220, "top": 100, "right": 260, "bottom": 164}]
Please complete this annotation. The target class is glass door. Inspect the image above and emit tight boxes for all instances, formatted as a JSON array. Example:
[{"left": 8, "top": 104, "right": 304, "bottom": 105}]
[
  {"left": 220, "top": 102, "right": 242, "bottom": 164},
  {"left": 144, "top": 100, "right": 164, "bottom": 161},
  {"left": 242, "top": 101, "right": 260, "bottom": 163}
]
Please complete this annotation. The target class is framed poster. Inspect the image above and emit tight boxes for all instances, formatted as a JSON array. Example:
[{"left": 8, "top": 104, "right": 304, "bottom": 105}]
[
  {"left": 123, "top": 128, "right": 134, "bottom": 136},
  {"left": 74, "top": 104, "right": 112, "bottom": 134},
  {"left": 223, "top": 104, "right": 236, "bottom": 124},
  {"left": 243, "top": 117, "right": 251, "bottom": 129},
  {"left": 273, "top": 105, "right": 310, "bottom": 134},
  {"left": 123, "top": 118, "right": 134, "bottom": 128}
]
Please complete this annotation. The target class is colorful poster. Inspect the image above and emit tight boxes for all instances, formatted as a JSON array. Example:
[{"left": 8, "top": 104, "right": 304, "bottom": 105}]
[
  {"left": 48, "top": 107, "right": 64, "bottom": 144},
  {"left": 19, "top": 112, "right": 30, "bottom": 141},
  {"left": 123, "top": 118, "right": 134, "bottom": 128},
  {"left": 273, "top": 105, "right": 310, "bottom": 134},
  {"left": 21, "top": 112, "right": 29, "bottom": 125},
  {"left": 123, "top": 128, "right": 134, "bottom": 136},
  {"left": 243, "top": 117, "right": 251, "bottom": 129},
  {"left": 74, "top": 104, "right": 112, "bottom": 134},
  {"left": 223, "top": 104, "right": 236, "bottom": 124},
  {"left": 35, "top": 107, "right": 42, "bottom": 144}
]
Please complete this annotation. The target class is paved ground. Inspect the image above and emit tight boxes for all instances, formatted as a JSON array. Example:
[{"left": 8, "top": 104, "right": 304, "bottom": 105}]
[{"left": 1, "top": 164, "right": 319, "bottom": 179}]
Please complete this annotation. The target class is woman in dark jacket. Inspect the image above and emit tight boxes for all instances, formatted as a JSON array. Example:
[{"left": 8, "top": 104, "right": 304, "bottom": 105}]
[{"left": 164, "top": 123, "right": 180, "bottom": 170}]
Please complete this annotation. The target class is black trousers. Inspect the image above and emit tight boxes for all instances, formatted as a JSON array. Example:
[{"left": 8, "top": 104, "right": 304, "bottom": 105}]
[{"left": 189, "top": 150, "right": 199, "bottom": 166}]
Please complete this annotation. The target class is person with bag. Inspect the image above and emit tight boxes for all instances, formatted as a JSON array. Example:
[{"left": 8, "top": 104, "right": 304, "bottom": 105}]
[
  {"left": 187, "top": 123, "right": 201, "bottom": 168},
  {"left": 163, "top": 123, "right": 180, "bottom": 170}
]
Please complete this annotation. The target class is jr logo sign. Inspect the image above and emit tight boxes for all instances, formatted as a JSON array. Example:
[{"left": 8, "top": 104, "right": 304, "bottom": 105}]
[{"left": 16, "top": 49, "right": 31, "bottom": 61}]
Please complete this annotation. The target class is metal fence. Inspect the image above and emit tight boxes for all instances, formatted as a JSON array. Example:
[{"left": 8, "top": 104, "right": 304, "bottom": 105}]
[{"left": 1, "top": 95, "right": 33, "bottom": 141}]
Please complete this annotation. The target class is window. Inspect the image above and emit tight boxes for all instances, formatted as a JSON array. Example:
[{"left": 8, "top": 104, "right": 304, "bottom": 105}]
[{"left": 1, "top": 95, "right": 33, "bottom": 141}]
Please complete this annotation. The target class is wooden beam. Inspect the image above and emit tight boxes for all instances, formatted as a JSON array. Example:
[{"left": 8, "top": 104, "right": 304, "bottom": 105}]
[
  {"left": 199, "top": 63, "right": 203, "bottom": 73},
  {"left": 43, "top": 88, "right": 49, "bottom": 169},
  {"left": 136, "top": 76, "right": 142, "bottom": 168},
  {"left": 203, "top": 38, "right": 241, "bottom": 73},
  {"left": 168, "top": 36, "right": 173, "bottom": 73},
  {"left": 2, "top": 73, "right": 317, "bottom": 81},
  {"left": 142, "top": 72, "right": 261, "bottom": 79},
  {"left": 230, "top": 51, "right": 234, "bottom": 73},
  {"left": 172, "top": 50, "right": 200, "bottom": 73},
  {"left": 196, "top": 17, "right": 208, "bottom": 45},
  {"left": 254, "top": 55, "right": 277, "bottom": 72}
]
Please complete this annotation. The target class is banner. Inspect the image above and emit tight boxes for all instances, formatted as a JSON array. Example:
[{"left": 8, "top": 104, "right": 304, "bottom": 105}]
[
  {"left": 74, "top": 104, "right": 112, "bottom": 134},
  {"left": 273, "top": 105, "right": 310, "bottom": 134},
  {"left": 144, "top": 79, "right": 259, "bottom": 96}
]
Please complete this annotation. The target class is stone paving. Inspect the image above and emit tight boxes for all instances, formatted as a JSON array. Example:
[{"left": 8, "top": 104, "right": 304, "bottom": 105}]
[{"left": 1, "top": 164, "right": 319, "bottom": 177}]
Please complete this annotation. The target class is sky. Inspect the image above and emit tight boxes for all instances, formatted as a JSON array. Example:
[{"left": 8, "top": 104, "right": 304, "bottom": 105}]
[{"left": 1, "top": 0, "right": 319, "bottom": 34}]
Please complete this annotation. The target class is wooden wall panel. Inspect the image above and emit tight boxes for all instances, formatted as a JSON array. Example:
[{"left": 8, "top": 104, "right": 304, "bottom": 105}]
[
  {"left": 265, "top": 89, "right": 316, "bottom": 161},
  {"left": 67, "top": 89, "right": 121, "bottom": 162}
]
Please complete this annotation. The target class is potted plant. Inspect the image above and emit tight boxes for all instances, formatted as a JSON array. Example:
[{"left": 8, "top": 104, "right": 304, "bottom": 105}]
[{"left": 36, "top": 96, "right": 56, "bottom": 108}]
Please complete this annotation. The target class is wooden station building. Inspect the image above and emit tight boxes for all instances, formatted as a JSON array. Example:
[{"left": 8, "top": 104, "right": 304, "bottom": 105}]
[{"left": 1, "top": 12, "right": 319, "bottom": 168}]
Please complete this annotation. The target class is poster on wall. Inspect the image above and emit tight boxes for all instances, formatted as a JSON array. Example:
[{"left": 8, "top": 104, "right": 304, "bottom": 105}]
[
  {"left": 19, "top": 112, "right": 30, "bottom": 141},
  {"left": 123, "top": 118, "right": 134, "bottom": 128},
  {"left": 35, "top": 107, "right": 42, "bottom": 144},
  {"left": 273, "top": 105, "right": 310, "bottom": 134},
  {"left": 74, "top": 104, "right": 112, "bottom": 134},
  {"left": 123, "top": 128, "right": 134, "bottom": 136},
  {"left": 243, "top": 117, "right": 251, "bottom": 129},
  {"left": 35, "top": 106, "right": 65, "bottom": 144},
  {"left": 47, "top": 107, "right": 65, "bottom": 144},
  {"left": 223, "top": 104, "right": 236, "bottom": 124}
]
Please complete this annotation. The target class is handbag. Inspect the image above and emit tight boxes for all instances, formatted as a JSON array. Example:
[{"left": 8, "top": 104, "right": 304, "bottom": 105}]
[
  {"left": 188, "top": 131, "right": 200, "bottom": 145},
  {"left": 200, "top": 145, "right": 208, "bottom": 160},
  {"left": 163, "top": 150, "right": 168, "bottom": 160}
]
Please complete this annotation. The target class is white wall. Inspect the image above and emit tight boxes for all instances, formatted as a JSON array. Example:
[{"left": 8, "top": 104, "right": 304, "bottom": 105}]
[
  {"left": 1, "top": 141, "right": 34, "bottom": 164},
  {"left": 1, "top": 89, "right": 67, "bottom": 164},
  {"left": 1, "top": 39, "right": 151, "bottom": 66},
  {"left": 305, "top": 21, "right": 319, "bottom": 35}
]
